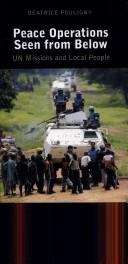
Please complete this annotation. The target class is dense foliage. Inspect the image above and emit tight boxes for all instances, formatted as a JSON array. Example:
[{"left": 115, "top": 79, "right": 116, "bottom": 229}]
[
  {"left": 0, "top": 70, "right": 16, "bottom": 110},
  {"left": 85, "top": 68, "right": 128, "bottom": 105}
]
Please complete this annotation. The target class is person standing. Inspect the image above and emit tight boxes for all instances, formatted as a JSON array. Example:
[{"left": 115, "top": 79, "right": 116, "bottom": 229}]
[
  {"left": 28, "top": 155, "right": 38, "bottom": 193},
  {"left": 88, "top": 142, "right": 99, "bottom": 187},
  {"left": 97, "top": 145, "right": 107, "bottom": 186},
  {"left": 45, "top": 154, "right": 56, "bottom": 194},
  {"left": 54, "top": 89, "right": 68, "bottom": 114},
  {"left": 103, "top": 150, "right": 118, "bottom": 190},
  {"left": 105, "top": 143, "right": 115, "bottom": 157},
  {"left": 61, "top": 154, "right": 73, "bottom": 192},
  {"left": 66, "top": 145, "right": 74, "bottom": 160},
  {"left": 45, "top": 154, "right": 52, "bottom": 194},
  {"left": 105, "top": 143, "right": 119, "bottom": 187},
  {"left": 65, "top": 145, "right": 74, "bottom": 189},
  {"left": 1, "top": 152, "right": 8, "bottom": 195},
  {"left": 17, "top": 154, "right": 29, "bottom": 196},
  {"left": 80, "top": 152, "right": 91, "bottom": 190},
  {"left": 70, "top": 153, "right": 83, "bottom": 194},
  {"left": 35, "top": 150, "right": 45, "bottom": 194},
  {"left": 6, "top": 153, "right": 16, "bottom": 196}
]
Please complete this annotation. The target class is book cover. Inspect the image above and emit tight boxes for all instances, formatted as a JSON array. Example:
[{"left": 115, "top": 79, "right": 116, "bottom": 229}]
[{"left": 0, "top": 1, "right": 128, "bottom": 263}]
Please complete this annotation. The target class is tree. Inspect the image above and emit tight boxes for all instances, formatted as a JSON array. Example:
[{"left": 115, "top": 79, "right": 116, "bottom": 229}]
[
  {"left": 85, "top": 68, "right": 128, "bottom": 105},
  {"left": 0, "top": 70, "right": 16, "bottom": 110}
]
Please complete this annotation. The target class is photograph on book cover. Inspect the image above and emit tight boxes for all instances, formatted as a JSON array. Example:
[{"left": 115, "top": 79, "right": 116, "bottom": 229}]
[
  {"left": 0, "top": 68, "right": 128, "bottom": 203},
  {"left": 0, "top": 1, "right": 128, "bottom": 203}
]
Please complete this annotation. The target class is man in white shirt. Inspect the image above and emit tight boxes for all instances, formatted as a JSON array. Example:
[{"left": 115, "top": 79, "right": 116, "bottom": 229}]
[{"left": 80, "top": 152, "right": 91, "bottom": 190}]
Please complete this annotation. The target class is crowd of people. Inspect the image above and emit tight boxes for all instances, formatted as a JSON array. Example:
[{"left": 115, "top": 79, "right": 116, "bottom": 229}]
[
  {"left": 0, "top": 141, "right": 119, "bottom": 197},
  {"left": 61, "top": 143, "right": 119, "bottom": 194}
]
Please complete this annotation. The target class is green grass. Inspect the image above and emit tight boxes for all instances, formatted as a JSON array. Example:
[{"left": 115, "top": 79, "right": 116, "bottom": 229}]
[
  {"left": 79, "top": 78, "right": 128, "bottom": 176},
  {"left": 0, "top": 77, "right": 54, "bottom": 150},
  {"left": 0, "top": 75, "right": 128, "bottom": 176},
  {"left": 0, "top": 181, "right": 3, "bottom": 195}
]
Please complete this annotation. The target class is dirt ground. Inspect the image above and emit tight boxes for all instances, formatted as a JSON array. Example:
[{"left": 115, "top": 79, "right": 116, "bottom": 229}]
[{"left": 0, "top": 179, "right": 128, "bottom": 203}]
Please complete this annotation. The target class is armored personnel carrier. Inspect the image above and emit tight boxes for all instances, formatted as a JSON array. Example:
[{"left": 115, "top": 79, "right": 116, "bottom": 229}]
[
  {"left": 51, "top": 71, "right": 77, "bottom": 98},
  {"left": 51, "top": 79, "right": 71, "bottom": 98},
  {"left": 1, "top": 136, "right": 16, "bottom": 146},
  {"left": 60, "top": 71, "right": 77, "bottom": 91},
  {"left": 44, "top": 126, "right": 105, "bottom": 165},
  {"left": 43, "top": 110, "right": 106, "bottom": 166}
]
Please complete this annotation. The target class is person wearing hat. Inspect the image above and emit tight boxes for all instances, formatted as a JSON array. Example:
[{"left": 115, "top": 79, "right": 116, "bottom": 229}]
[
  {"left": 54, "top": 89, "right": 68, "bottom": 114},
  {"left": 87, "top": 106, "right": 95, "bottom": 127},
  {"left": 73, "top": 91, "right": 84, "bottom": 112}
]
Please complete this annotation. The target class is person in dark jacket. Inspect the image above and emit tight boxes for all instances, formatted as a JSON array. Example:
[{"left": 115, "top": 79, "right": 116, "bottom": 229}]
[
  {"left": 105, "top": 143, "right": 119, "bottom": 187},
  {"left": 70, "top": 153, "right": 83, "bottom": 194},
  {"left": 44, "top": 154, "right": 52, "bottom": 194},
  {"left": 61, "top": 154, "right": 73, "bottom": 192},
  {"left": 103, "top": 149, "right": 118, "bottom": 190},
  {"left": 28, "top": 155, "right": 38, "bottom": 193},
  {"left": 97, "top": 145, "right": 106, "bottom": 186},
  {"left": 45, "top": 154, "right": 56, "bottom": 194},
  {"left": 35, "top": 150, "right": 45, "bottom": 193},
  {"left": 17, "top": 154, "right": 29, "bottom": 196},
  {"left": 88, "top": 142, "right": 99, "bottom": 187},
  {"left": 1, "top": 152, "right": 8, "bottom": 195}
]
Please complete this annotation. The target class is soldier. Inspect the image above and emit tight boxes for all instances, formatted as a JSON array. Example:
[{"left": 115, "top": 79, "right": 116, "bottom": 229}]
[
  {"left": 88, "top": 105, "right": 95, "bottom": 118},
  {"left": 87, "top": 106, "right": 100, "bottom": 128},
  {"left": 73, "top": 91, "right": 84, "bottom": 112},
  {"left": 54, "top": 89, "right": 68, "bottom": 114}
]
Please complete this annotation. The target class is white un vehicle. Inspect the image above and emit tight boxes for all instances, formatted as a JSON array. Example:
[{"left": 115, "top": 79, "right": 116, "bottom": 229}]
[{"left": 43, "top": 111, "right": 106, "bottom": 167}]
